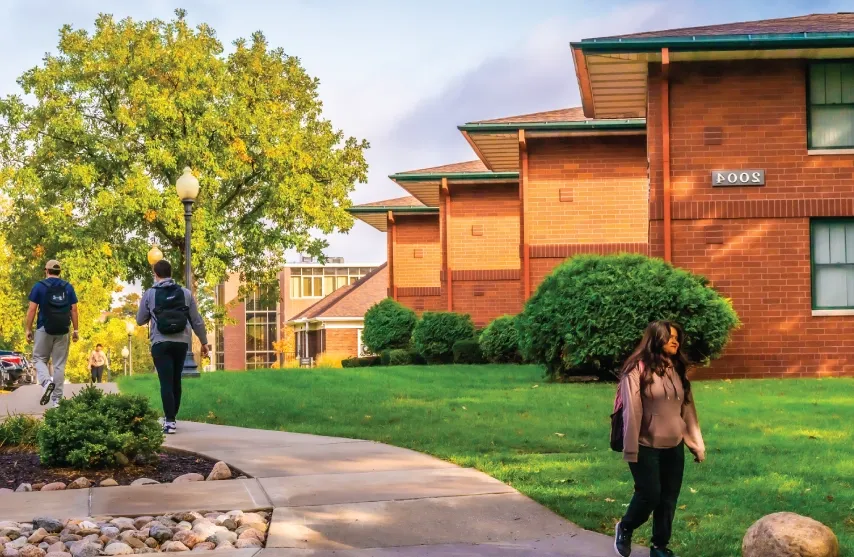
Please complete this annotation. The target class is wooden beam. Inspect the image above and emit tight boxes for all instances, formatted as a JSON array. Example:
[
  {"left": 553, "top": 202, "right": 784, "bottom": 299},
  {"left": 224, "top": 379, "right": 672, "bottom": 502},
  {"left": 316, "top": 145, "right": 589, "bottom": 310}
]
[
  {"left": 572, "top": 46, "right": 596, "bottom": 118},
  {"left": 461, "top": 131, "right": 494, "bottom": 171}
]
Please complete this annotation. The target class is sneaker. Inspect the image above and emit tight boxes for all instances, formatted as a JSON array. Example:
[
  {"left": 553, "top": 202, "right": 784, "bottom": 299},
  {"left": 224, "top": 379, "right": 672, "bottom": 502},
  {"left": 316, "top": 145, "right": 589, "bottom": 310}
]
[
  {"left": 39, "top": 381, "right": 55, "bottom": 406},
  {"left": 650, "top": 547, "right": 676, "bottom": 557},
  {"left": 47, "top": 399, "right": 60, "bottom": 410},
  {"left": 614, "top": 522, "right": 632, "bottom": 557},
  {"left": 163, "top": 422, "right": 177, "bottom": 435}
]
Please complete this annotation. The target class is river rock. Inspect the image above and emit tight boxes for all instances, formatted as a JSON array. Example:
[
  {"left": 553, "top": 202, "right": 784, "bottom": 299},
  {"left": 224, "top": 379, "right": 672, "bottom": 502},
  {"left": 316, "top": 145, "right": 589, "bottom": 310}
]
[
  {"left": 191, "top": 542, "right": 215, "bottom": 552},
  {"left": 205, "top": 463, "right": 231, "bottom": 481},
  {"left": 160, "top": 542, "right": 189, "bottom": 552},
  {"left": 122, "top": 538, "right": 144, "bottom": 551},
  {"left": 14, "top": 484, "right": 31, "bottom": 493},
  {"left": 114, "top": 453, "right": 129, "bottom": 468},
  {"left": 743, "top": 512, "right": 839, "bottom": 557},
  {"left": 18, "top": 545, "right": 45, "bottom": 557},
  {"left": 212, "top": 532, "right": 235, "bottom": 546},
  {"left": 9, "top": 537, "right": 29, "bottom": 549},
  {"left": 47, "top": 544, "right": 64, "bottom": 554},
  {"left": 40, "top": 484, "right": 66, "bottom": 492},
  {"left": 129, "top": 479, "right": 159, "bottom": 487},
  {"left": 67, "top": 478, "right": 90, "bottom": 490},
  {"left": 148, "top": 525, "right": 172, "bottom": 546},
  {"left": 68, "top": 542, "right": 100, "bottom": 557},
  {"left": 102, "top": 543, "right": 133, "bottom": 556},
  {"left": 172, "top": 474, "right": 204, "bottom": 484},
  {"left": 234, "top": 540, "right": 261, "bottom": 550},
  {"left": 235, "top": 514, "right": 264, "bottom": 528},
  {"left": 28, "top": 529, "right": 49, "bottom": 544},
  {"left": 131, "top": 520, "right": 151, "bottom": 532},
  {"left": 58, "top": 536, "right": 79, "bottom": 545},
  {"left": 213, "top": 543, "right": 233, "bottom": 551},
  {"left": 31, "top": 484, "right": 45, "bottom": 491},
  {"left": 237, "top": 529, "right": 264, "bottom": 544},
  {"left": 109, "top": 520, "right": 134, "bottom": 533},
  {"left": 45, "top": 553, "right": 70, "bottom": 557},
  {"left": 32, "top": 521, "right": 62, "bottom": 536},
  {"left": 175, "top": 523, "right": 191, "bottom": 532},
  {"left": 133, "top": 549, "right": 156, "bottom": 555},
  {"left": 99, "top": 479, "right": 118, "bottom": 488},
  {"left": 171, "top": 531, "right": 198, "bottom": 549}
]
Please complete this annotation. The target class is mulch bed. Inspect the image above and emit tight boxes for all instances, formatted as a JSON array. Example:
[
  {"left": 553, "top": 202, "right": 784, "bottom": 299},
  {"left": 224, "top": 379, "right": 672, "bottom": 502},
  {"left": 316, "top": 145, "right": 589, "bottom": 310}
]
[{"left": 0, "top": 448, "right": 246, "bottom": 488}]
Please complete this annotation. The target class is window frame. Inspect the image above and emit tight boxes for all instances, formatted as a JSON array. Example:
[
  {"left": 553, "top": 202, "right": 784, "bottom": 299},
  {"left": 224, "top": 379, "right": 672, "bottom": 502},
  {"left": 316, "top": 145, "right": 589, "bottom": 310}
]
[
  {"left": 810, "top": 218, "right": 854, "bottom": 310},
  {"left": 807, "top": 61, "right": 854, "bottom": 150}
]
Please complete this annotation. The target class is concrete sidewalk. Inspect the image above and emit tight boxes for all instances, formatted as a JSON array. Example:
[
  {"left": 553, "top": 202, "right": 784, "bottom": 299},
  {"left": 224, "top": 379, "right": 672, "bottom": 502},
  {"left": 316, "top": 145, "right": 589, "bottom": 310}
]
[
  {"left": 0, "top": 416, "right": 645, "bottom": 555},
  {"left": 0, "top": 383, "right": 118, "bottom": 416}
]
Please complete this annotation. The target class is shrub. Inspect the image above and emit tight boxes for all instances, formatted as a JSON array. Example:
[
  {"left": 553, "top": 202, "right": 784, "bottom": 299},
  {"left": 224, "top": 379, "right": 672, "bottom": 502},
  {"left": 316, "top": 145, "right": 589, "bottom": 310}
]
[
  {"left": 387, "top": 349, "right": 412, "bottom": 366},
  {"left": 341, "top": 356, "right": 381, "bottom": 368},
  {"left": 38, "top": 385, "right": 163, "bottom": 469},
  {"left": 408, "top": 350, "right": 427, "bottom": 365},
  {"left": 517, "top": 254, "right": 740, "bottom": 380},
  {"left": 412, "top": 312, "right": 476, "bottom": 364},
  {"left": 0, "top": 415, "right": 42, "bottom": 449},
  {"left": 316, "top": 351, "right": 349, "bottom": 369},
  {"left": 452, "top": 339, "right": 485, "bottom": 364},
  {"left": 479, "top": 315, "right": 521, "bottom": 363},
  {"left": 363, "top": 299, "right": 417, "bottom": 354}
]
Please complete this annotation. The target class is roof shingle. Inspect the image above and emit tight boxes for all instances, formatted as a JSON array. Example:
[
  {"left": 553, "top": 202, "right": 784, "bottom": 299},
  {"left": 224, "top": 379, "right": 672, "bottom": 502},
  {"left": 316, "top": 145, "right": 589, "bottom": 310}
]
[
  {"left": 395, "top": 160, "right": 488, "bottom": 175},
  {"left": 470, "top": 107, "right": 588, "bottom": 124},
  {"left": 607, "top": 13, "right": 854, "bottom": 39},
  {"left": 290, "top": 264, "right": 388, "bottom": 320}
]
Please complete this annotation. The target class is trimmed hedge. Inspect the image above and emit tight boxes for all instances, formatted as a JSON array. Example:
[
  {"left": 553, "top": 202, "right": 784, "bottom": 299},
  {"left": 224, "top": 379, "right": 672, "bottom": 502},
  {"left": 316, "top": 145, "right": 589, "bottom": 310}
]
[
  {"left": 341, "top": 356, "right": 381, "bottom": 368},
  {"left": 517, "top": 254, "right": 740, "bottom": 380},
  {"left": 412, "top": 311, "right": 476, "bottom": 364},
  {"left": 363, "top": 299, "right": 417, "bottom": 354},
  {"left": 479, "top": 315, "right": 521, "bottom": 363},
  {"left": 452, "top": 339, "right": 485, "bottom": 364}
]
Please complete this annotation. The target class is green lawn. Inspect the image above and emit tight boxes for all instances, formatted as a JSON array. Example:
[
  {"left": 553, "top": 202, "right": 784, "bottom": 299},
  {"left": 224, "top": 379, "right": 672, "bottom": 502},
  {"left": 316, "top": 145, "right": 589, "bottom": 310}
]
[{"left": 120, "top": 366, "right": 853, "bottom": 556}]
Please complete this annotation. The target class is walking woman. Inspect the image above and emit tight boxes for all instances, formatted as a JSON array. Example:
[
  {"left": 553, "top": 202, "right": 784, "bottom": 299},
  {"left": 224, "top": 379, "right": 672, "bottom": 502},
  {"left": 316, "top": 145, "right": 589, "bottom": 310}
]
[{"left": 614, "top": 321, "right": 705, "bottom": 557}]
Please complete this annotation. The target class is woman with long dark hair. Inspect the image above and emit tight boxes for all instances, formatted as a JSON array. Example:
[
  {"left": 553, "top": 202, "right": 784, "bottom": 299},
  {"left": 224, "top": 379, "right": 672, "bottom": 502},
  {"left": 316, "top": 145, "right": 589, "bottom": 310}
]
[{"left": 614, "top": 320, "right": 705, "bottom": 557}]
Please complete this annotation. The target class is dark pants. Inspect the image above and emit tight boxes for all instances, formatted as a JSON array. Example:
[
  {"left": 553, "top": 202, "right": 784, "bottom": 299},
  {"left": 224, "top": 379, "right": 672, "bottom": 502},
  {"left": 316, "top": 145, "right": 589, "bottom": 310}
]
[
  {"left": 621, "top": 443, "right": 685, "bottom": 548},
  {"left": 90, "top": 365, "right": 104, "bottom": 383},
  {"left": 151, "top": 342, "right": 188, "bottom": 423}
]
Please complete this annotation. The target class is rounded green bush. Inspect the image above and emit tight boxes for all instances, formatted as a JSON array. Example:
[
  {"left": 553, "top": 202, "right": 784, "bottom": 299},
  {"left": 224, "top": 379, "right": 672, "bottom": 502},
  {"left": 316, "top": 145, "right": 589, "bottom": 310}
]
[
  {"left": 517, "top": 254, "right": 740, "bottom": 380},
  {"left": 412, "top": 311, "right": 476, "bottom": 364},
  {"left": 363, "top": 298, "right": 417, "bottom": 354},
  {"left": 38, "top": 385, "right": 164, "bottom": 469},
  {"left": 452, "top": 339, "right": 485, "bottom": 364},
  {"left": 479, "top": 315, "right": 521, "bottom": 363}
]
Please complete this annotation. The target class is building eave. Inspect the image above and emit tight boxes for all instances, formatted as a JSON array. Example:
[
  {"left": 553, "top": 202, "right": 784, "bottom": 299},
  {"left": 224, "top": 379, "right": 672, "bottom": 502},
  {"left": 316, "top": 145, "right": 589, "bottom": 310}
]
[{"left": 571, "top": 32, "right": 854, "bottom": 53}]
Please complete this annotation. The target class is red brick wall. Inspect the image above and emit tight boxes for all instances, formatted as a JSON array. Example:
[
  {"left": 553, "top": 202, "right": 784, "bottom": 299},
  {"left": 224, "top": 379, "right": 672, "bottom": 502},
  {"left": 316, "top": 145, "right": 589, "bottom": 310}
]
[
  {"left": 448, "top": 183, "right": 520, "bottom": 271},
  {"left": 323, "top": 328, "right": 359, "bottom": 356},
  {"left": 393, "top": 215, "right": 441, "bottom": 288},
  {"left": 223, "top": 301, "right": 245, "bottom": 371},
  {"left": 649, "top": 60, "right": 854, "bottom": 377},
  {"left": 453, "top": 279, "right": 523, "bottom": 326}
]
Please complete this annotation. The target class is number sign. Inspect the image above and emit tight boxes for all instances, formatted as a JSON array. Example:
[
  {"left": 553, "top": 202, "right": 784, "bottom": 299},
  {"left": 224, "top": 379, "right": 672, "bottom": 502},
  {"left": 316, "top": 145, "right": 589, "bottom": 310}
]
[{"left": 711, "top": 170, "right": 765, "bottom": 186}]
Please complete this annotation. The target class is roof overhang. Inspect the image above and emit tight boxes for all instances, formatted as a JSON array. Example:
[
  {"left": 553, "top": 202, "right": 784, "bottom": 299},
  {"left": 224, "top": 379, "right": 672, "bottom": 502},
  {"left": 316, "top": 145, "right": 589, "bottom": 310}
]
[
  {"left": 389, "top": 172, "right": 519, "bottom": 206},
  {"left": 458, "top": 120, "right": 646, "bottom": 171},
  {"left": 571, "top": 32, "right": 854, "bottom": 119},
  {"left": 348, "top": 205, "right": 438, "bottom": 232}
]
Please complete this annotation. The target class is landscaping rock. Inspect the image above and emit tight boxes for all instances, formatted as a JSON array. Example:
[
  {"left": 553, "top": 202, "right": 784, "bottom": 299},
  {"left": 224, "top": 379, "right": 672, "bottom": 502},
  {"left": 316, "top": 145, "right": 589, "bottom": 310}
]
[
  {"left": 108, "top": 520, "right": 134, "bottom": 533},
  {"left": 0, "top": 529, "right": 20, "bottom": 540},
  {"left": 41, "top": 539, "right": 58, "bottom": 548},
  {"left": 9, "top": 538, "right": 29, "bottom": 549},
  {"left": 32, "top": 521, "right": 62, "bottom": 536},
  {"left": 174, "top": 524, "right": 191, "bottom": 533},
  {"left": 2, "top": 550, "right": 19, "bottom": 557},
  {"left": 234, "top": 540, "right": 261, "bottom": 550},
  {"left": 129, "top": 479, "right": 158, "bottom": 487},
  {"left": 99, "top": 528, "right": 120, "bottom": 540},
  {"left": 154, "top": 518, "right": 176, "bottom": 529},
  {"left": 211, "top": 532, "right": 235, "bottom": 546},
  {"left": 205, "top": 463, "right": 231, "bottom": 481},
  {"left": 113, "top": 453, "right": 129, "bottom": 468},
  {"left": 68, "top": 541, "right": 100, "bottom": 557},
  {"left": 143, "top": 540, "right": 158, "bottom": 550},
  {"left": 172, "top": 474, "right": 204, "bottom": 484},
  {"left": 133, "top": 550, "right": 156, "bottom": 555},
  {"left": 15, "top": 484, "right": 31, "bottom": 493},
  {"left": 212, "top": 543, "right": 233, "bottom": 552},
  {"left": 235, "top": 514, "right": 264, "bottom": 528},
  {"left": 743, "top": 512, "right": 839, "bottom": 557},
  {"left": 27, "top": 530, "right": 48, "bottom": 545},
  {"left": 18, "top": 546, "right": 44, "bottom": 557},
  {"left": 36, "top": 545, "right": 49, "bottom": 553},
  {"left": 237, "top": 529, "right": 264, "bottom": 544},
  {"left": 57, "top": 537, "right": 79, "bottom": 546},
  {"left": 40, "top": 484, "right": 66, "bottom": 492},
  {"left": 160, "top": 542, "right": 189, "bottom": 553},
  {"left": 191, "top": 543, "right": 215, "bottom": 552},
  {"left": 46, "top": 544, "right": 64, "bottom": 555},
  {"left": 31, "top": 484, "right": 45, "bottom": 492},
  {"left": 147, "top": 525, "right": 172, "bottom": 546},
  {"left": 171, "top": 531, "right": 198, "bottom": 549},
  {"left": 45, "top": 553, "right": 69, "bottom": 557},
  {"left": 67, "top": 479, "right": 90, "bottom": 490},
  {"left": 99, "top": 480, "right": 118, "bottom": 488},
  {"left": 189, "top": 524, "right": 222, "bottom": 541},
  {"left": 102, "top": 543, "right": 133, "bottom": 556}
]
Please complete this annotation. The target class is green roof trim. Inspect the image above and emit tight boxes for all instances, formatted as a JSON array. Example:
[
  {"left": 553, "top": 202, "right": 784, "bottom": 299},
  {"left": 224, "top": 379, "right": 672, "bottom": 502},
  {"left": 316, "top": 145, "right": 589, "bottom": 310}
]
[
  {"left": 458, "top": 119, "right": 645, "bottom": 133},
  {"left": 572, "top": 32, "right": 854, "bottom": 53},
  {"left": 347, "top": 206, "right": 438, "bottom": 214},
  {"left": 390, "top": 171, "right": 519, "bottom": 182}
]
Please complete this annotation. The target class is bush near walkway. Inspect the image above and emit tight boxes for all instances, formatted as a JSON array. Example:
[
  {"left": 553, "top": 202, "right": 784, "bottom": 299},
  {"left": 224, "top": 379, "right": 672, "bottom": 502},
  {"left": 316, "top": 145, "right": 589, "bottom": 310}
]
[
  {"left": 517, "top": 254, "right": 740, "bottom": 380},
  {"left": 479, "top": 315, "right": 522, "bottom": 364},
  {"left": 363, "top": 299, "right": 418, "bottom": 354},
  {"left": 412, "top": 311, "right": 476, "bottom": 364}
]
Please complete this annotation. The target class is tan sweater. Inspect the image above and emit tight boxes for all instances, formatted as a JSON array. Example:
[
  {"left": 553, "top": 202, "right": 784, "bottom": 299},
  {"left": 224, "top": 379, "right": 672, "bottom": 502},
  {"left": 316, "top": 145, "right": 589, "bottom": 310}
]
[
  {"left": 620, "top": 363, "right": 705, "bottom": 463},
  {"left": 89, "top": 350, "right": 107, "bottom": 367}
]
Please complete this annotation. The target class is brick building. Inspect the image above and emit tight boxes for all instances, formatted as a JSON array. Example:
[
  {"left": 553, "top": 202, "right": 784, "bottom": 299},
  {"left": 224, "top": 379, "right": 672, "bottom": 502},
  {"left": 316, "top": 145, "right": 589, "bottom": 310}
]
[{"left": 350, "top": 13, "right": 854, "bottom": 378}]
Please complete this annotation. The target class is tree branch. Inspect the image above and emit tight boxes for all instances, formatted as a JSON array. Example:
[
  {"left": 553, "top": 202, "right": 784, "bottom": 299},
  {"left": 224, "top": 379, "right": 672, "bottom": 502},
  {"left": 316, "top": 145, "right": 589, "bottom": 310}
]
[{"left": 217, "top": 168, "right": 260, "bottom": 212}]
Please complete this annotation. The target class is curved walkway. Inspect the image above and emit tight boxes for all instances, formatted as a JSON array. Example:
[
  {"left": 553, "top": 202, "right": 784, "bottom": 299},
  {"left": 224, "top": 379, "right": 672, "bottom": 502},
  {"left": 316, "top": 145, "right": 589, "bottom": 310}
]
[{"left": 0, "top": 386, "right": 647, "bottom": 556}]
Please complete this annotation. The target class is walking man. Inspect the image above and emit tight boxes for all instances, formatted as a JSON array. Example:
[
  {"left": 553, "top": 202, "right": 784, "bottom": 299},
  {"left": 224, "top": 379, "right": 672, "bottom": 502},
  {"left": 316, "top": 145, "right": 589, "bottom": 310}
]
[
  {"left": 89, "top": 344, "right": 108, "bottom": 384},
  {"left": 25, "top": 260, "right": 79, "bottom": 408},
  {"left": 136, "top": 260, "right": 209, "bottom": 434}
]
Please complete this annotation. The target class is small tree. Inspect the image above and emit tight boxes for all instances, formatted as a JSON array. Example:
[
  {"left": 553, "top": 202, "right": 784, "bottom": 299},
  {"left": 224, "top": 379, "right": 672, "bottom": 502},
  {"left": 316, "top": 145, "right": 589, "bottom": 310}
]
[
  {"left": 517, "top": 254, "right": 740, "bottom": 380},
  {"left": 412, "top": 312, "right": 476, "bottom": 364},
  {"left": 363, "top": 298, "right": 417, "bottom": 354},
  {"left": 479, "top": 315, "right": 522, "bottom": 363}
]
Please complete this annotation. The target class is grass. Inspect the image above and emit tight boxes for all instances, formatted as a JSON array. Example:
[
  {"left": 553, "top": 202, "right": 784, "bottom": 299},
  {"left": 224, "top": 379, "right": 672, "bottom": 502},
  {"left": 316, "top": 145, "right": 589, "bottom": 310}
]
[{"left": 120, "top": 365, "right": 853, "bottom": 556}]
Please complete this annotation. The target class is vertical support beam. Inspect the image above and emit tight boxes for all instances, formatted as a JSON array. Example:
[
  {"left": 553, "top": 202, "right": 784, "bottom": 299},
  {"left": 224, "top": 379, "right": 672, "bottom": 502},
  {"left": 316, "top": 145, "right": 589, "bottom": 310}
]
[
  {"left": 661, "top": 47, "right": 672, "bottom": 263},
  {"left": 519, "top": 130, "right": 531, "bottom": 299},
  {"left": 441, "top": 177, "right": 452, "bottom": 311},
  {"left": 387, "top": 211, "right": 395, "bottom": 299}
]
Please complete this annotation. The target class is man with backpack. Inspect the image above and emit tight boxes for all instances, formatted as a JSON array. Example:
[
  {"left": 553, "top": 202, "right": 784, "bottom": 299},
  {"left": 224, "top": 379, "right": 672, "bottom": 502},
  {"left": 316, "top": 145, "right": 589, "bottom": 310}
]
[
  {"left": 136, "top": 259, "right": 209, "bottom": 434},
  {"left": 25, "top": 260, "right": 79, "bottom": 408}
]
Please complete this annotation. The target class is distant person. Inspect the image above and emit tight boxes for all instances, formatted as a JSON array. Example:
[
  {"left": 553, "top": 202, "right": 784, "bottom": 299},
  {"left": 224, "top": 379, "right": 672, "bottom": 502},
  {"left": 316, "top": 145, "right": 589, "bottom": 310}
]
[
  {"left": 89, "top": 344, "right": 108, "bottom": 384},
  {"left": 136, "top": 260, "right": 210, "bottom": 435},
  {"left": 25, "top": 260, "right": 79, "bottom": 408},
  {"left": 614, "top": 320, "right": 705, "bottom": 557}
]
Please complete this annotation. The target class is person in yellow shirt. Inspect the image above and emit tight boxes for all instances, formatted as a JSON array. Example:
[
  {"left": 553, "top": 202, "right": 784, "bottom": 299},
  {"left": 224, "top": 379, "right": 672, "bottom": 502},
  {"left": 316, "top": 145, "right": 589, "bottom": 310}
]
[{"left": 88, "top": 344, "right": 108, "bottom": 384}]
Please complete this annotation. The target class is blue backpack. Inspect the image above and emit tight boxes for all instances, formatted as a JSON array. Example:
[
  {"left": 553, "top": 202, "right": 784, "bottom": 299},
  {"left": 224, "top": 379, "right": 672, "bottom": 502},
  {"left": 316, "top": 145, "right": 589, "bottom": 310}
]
[{"left": 40, "top": 280, "right": 72, "bottom": 335}]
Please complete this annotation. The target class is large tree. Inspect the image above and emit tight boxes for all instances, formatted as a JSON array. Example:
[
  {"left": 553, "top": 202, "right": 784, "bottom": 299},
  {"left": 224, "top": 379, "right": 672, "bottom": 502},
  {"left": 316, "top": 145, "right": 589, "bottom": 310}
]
[{"left": 0, "top": 9, "right": 368, "bottom": 295}]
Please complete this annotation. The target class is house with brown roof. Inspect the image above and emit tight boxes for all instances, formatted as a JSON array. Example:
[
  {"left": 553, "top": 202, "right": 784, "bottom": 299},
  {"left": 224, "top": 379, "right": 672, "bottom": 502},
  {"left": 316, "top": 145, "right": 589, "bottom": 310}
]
[
  {"left": 349, "top": 12, "right": 854, "bottom": 379},
  {"left": 287, "top": 264, "right": 389, "bottom": 362}
]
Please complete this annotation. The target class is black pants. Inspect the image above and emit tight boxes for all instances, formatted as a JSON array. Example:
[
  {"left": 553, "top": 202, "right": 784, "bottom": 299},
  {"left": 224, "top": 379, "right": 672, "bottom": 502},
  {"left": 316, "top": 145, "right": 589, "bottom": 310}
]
[
  {"left": 151, "top": 342, "right": 188, "bottom": 423},
  {"left": 90, "top": 366, "right": 104, "bottom": 383},
  {"left": 621, "top": 443, "right": 685, "bottom": 548}
]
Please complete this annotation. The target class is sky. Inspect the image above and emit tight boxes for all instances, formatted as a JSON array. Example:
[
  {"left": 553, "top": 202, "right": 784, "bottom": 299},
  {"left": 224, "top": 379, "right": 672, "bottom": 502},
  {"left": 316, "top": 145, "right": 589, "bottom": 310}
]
[{"left": 0, "top": 0, "right": 848, "bottom": 273}]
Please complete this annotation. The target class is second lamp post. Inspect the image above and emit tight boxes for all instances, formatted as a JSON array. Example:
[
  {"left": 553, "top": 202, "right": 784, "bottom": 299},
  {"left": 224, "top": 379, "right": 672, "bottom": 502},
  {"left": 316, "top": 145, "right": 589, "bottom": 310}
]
[{"left": 176, "top": 167, "right": 201, "bottom": 379}]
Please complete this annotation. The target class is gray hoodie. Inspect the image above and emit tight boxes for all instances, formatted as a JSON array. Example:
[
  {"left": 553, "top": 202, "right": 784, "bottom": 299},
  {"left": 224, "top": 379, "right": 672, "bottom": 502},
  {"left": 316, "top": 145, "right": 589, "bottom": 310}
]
[{"left": 136, "top": 279, "right": 209, "bottom": 346}]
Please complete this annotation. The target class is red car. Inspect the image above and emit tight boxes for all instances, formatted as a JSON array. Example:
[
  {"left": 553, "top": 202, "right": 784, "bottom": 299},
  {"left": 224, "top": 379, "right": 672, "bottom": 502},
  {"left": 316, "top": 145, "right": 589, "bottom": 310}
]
[{"left": 0, "top": 350, "right": 36, "bottom": 390}]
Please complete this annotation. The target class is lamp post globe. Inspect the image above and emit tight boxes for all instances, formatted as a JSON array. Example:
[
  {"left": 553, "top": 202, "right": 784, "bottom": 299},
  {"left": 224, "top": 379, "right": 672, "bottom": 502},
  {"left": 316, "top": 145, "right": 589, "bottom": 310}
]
[
  {"left": 121, "top": 346, "right": 130, "bottom": 376},
  {"left": 177, "top": 167, "right": 200, "bottom": 379},
  {"left": 147, "top": 245, "right": 163, "bottom": 266}
]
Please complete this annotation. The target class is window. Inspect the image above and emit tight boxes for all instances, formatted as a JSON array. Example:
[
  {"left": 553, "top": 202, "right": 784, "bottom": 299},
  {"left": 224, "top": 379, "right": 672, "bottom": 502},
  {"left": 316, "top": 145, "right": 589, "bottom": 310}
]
[
  {"left": 808, "top": 62, "right": 854, "bottom": 149},
  {"left": 811, "top": 220, "right": 854, "bottom": 309},
  {"left": 245, "top": 283, "right": 279, "bottom": 369},
  {"left": 288, "top": 266, "right": 375, "bottom": 298}
]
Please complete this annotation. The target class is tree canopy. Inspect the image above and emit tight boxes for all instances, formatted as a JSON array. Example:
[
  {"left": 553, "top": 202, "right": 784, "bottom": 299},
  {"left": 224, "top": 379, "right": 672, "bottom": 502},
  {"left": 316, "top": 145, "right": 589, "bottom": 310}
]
[{"left": 0, "top": 9, "right": 369, "bottom": 295}]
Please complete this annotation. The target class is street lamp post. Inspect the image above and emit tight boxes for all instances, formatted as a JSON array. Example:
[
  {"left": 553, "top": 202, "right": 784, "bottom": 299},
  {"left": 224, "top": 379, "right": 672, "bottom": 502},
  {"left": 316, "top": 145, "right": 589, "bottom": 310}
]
[
  {"left": 126, "top": 320, "right": 135, "bottom": 375},
  {"left": 176, "top": 167, "right": 201, "bottom": 379},
  {"left": 121, "top": 346, "right": 129, "bottom": 376}
]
